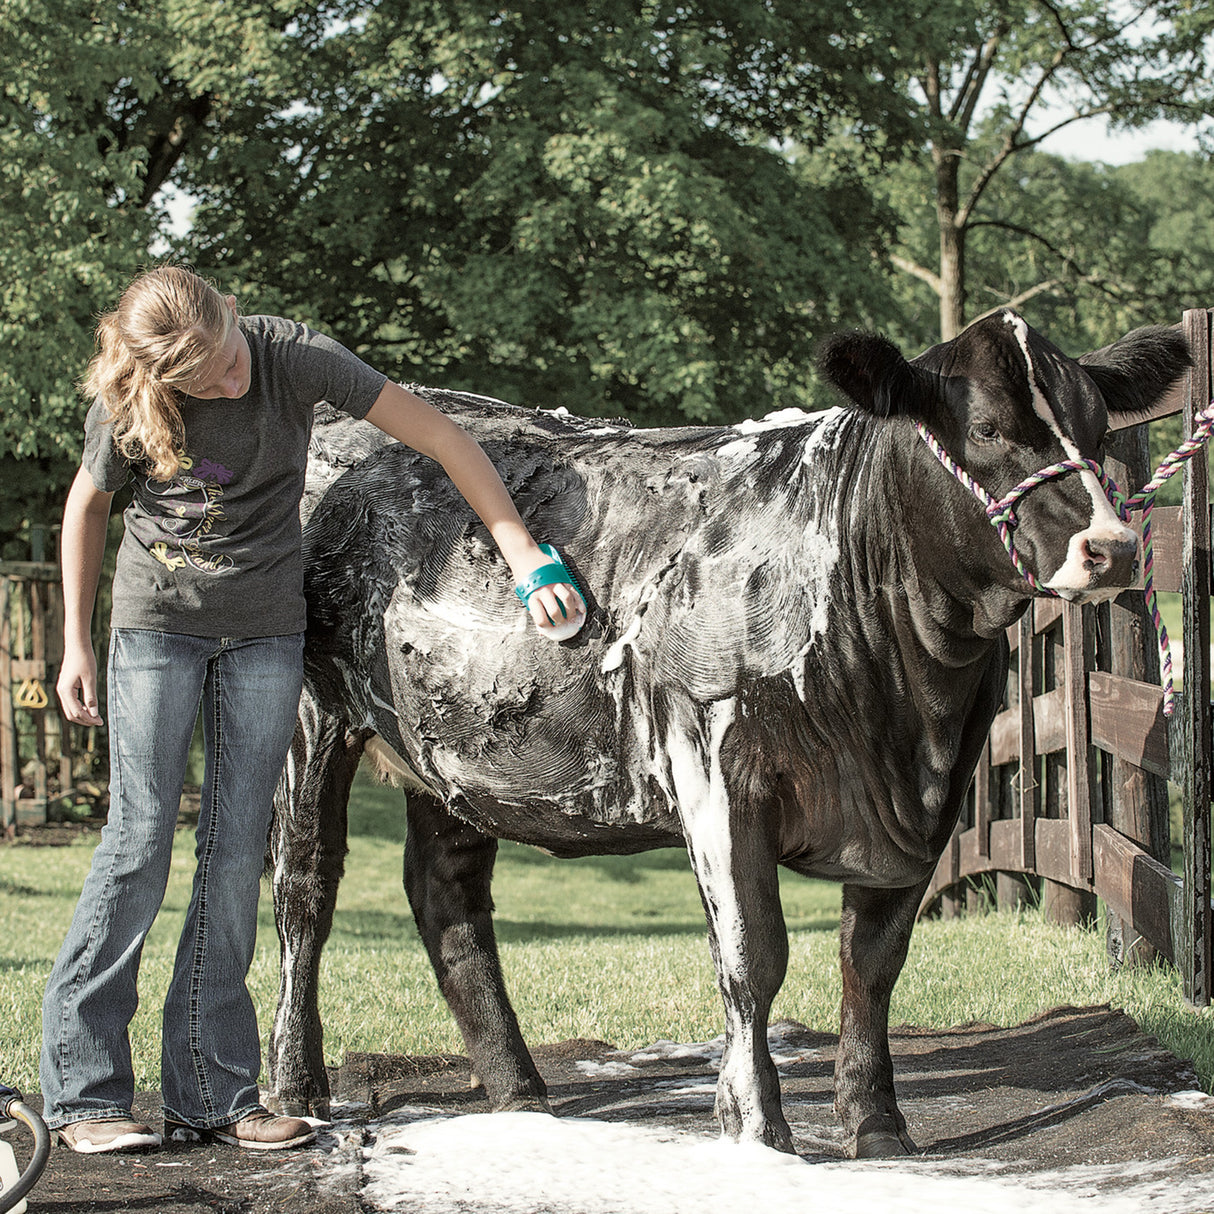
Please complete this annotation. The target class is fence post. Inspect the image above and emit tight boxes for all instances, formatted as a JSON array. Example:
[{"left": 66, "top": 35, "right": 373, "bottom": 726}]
[
  {"left": 1181, "top": 308, "right": 1213, "bottom": 1006},
  {"left": 1101, "top": 427, "right": 1171, "bottom": 967},
  {"left": 0, "top": 575, "right": 13, "bottom": 833}
]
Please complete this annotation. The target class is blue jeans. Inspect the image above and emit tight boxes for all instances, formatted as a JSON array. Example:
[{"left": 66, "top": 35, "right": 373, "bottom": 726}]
[{"left": 40, "top": 629, "right": 304, "bottom": 1129}]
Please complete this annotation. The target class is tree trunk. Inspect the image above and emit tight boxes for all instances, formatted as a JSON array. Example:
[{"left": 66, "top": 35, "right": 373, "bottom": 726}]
[{"left": 933, "top": 142, "right": 966, "bottom": 340}]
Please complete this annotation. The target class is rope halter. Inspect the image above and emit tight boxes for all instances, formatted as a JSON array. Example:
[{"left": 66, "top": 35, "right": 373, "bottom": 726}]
[{"left": 915, "top": 405, "right": 1214, "bottom": 717}]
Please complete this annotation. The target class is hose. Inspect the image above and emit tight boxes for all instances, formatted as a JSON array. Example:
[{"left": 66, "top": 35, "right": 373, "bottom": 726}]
[{"left": 0, "top": 1085, "right": 50, "bottom": 1214}]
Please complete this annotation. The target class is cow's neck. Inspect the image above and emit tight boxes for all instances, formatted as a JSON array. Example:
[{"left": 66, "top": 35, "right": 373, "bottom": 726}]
[
  {"left": 855, "top": 418, "right": 1034, "bottom": 654},
  {"left": 782, "top": 416, "right": 1025, "bottom": 863}
]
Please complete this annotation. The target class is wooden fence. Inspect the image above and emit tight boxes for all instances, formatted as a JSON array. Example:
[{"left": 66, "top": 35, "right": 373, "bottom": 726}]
[
  {"left": 922, "top": 308, "right": 1214, "bottom": 1008},
  {"left": 0, "top": 560, "right": 80, "bottom": 830}
]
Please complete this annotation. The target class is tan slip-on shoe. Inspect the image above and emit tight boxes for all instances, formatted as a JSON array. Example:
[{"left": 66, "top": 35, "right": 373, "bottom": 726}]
[
  {"left": 57, "top": 1118, "right": 162, "bottom": 1154},
  {"left": 165, "top": 1108, "right": 316, "bottom": 1151}
]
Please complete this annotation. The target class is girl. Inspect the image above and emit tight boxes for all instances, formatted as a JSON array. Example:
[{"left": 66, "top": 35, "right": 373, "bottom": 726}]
[{"left": 43, "top": 265, "right": 585, "bottom": 1154}]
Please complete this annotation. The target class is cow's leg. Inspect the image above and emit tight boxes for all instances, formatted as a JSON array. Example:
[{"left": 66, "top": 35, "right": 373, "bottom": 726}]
[
  {"left": 265, "top": 689, "right": 365, "bottom": 1118},
  {"left": 404, "top": 791, "right": 550, "bottom": 1113},
  {"left": 670, "top": 701, "right": 793, "bottom": 1152},
  {"left": 690, "top": 838, "right": 791, "bottom": 1151},
  {"left": 834, "top": 880, "right": 926, "bottom": 1158}
]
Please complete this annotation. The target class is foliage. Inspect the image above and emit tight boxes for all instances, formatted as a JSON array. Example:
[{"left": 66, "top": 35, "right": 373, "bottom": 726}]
[
  {"left": 6, "top": 0, "right": 1214, "bottom": 550},
  {"left": 881, "top": 0, "right": 1214, "bottom": 338},
  {"left": 0, "top": 0, "right": 919, "bottom": 550},
  {"left": 0, "top": 0, "right": 152, "bottom": 541},
  {"left": 0, "top": 0, "right": 314, "bottom": 542},
  {"left": 181, "top": 0, "right": 913, "bottom": 425},
  {"left": 875, "top": 145, "right": 1214, "bottom": 358}
]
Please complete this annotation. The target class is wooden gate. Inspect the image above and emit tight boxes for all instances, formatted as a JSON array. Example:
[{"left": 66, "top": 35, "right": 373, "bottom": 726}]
[
  {"left": 0, "top": 560, "right": 79, "bottom": 830},
  {"left": 922, "top": 308, "right": 1214, "bottom": 1007}
]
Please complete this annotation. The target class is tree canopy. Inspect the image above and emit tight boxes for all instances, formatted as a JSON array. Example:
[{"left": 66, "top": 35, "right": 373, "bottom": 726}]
[
  {"left": 0, "top": 0, "right": 296, "bottom": 549},
  {"left": 883, "top": 0, "right": 1214, "bottom": 338},
  {"left": 3, "top": 0, "right": 1214, "bottom": 555},
  {"left": 181, "top": 0, "right": 917, "bottom": 424}
]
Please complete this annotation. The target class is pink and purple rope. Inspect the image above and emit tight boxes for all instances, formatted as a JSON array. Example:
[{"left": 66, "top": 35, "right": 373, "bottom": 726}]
[{"left": 916, "top": 405, "right": 1214, "bottom": 717}]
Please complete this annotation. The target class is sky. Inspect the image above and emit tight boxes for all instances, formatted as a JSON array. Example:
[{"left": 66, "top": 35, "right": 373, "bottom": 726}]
[{"left": 1036, "top": 115, "right": 1204, "bottom": 164}]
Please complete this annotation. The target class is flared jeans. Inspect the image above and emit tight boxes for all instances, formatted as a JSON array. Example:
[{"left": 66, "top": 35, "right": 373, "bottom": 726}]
[{"left": 40, "top": 629, "right": 304, "bottom": 1129}]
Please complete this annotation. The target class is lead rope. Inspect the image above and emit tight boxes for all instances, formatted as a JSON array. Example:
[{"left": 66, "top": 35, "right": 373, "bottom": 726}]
[{"left": 915, "top": 405, "right": 1214, "bottom": 717}]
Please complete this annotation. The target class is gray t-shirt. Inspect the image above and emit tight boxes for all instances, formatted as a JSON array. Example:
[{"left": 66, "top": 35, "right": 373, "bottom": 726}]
[{"left": 83, "top": 314, "right": 388, "bottom": 637}]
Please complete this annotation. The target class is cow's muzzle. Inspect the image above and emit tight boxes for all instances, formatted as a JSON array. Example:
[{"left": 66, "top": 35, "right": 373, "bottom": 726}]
[
  {"left": 1043, "top": 523, "right": 1142, "bottom": 601},
  {"left": 1082, "top": 532, "right": 1140, "bottom": 583}
]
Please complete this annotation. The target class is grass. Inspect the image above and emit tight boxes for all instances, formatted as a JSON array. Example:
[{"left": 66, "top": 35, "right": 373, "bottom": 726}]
[{"left": 1, "top": 768, "right": 1211, "bottom": 1097}]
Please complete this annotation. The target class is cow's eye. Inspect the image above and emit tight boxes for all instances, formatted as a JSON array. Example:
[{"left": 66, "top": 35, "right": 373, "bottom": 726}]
[{"left": 969, "top": 422, "right": 1002, "bottom": 444}]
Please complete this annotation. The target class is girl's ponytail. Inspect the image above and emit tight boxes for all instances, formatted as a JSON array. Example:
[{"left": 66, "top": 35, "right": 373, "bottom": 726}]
[{"left": 81, "top": 266, "right": 233, "bottom": 482}]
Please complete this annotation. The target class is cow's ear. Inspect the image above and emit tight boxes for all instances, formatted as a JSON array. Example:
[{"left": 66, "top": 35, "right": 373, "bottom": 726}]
[
  {"left": 816, "top": 331, "right": 936, "bottom": 419},
  {"left": 1079, "top": 323, "right": 1192, "bottom": 432}
]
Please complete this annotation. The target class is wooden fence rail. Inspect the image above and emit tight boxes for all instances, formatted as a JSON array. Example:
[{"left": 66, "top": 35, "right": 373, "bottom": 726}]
[{"left": 922, "top": 308, "right": 1214, "bottom": 1007}]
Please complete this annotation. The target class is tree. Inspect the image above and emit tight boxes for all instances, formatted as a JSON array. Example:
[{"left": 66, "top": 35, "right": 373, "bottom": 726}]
[
  {"left": 887, "top": 1, "right": 1214, "bottom": 340},
  {"left": 1, "top": 0, "right": 927, "bottom": 553},
  {"left": 0, "top": 0, "right": 306, "bottom": 550},
  {"left": 180, "top": 0, "right": 915, "bottom": 425},
  {"left": 876, "top": 143, "right": 1214, "bottom": 359}
]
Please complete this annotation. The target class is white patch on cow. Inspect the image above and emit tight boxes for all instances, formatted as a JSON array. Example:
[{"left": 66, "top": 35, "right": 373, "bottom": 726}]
[
  {"left": 784, "top": 520, "right": 840, "bottom": 701},
  {"left": 716, "top": 437, "right": 759, "bottom": 459},
  {"left": 663, "top": 699, "right": 769, "bottom": 1142},
  {"left": 364, "top": 735, "right": 436, "bottom": 796},
  {"left": 734, "top": 408, "right": 816, "bottom": 434},
  {"left": 664, "top": 700, "right": 740, "bottom": 976},
  {"left": 416, "top": 595, "right": 525, "bottom": 633},
  {"left": 328, "top": 654, "right": 399, "bottom": 733},
  {"left": 601, "top": 614, "right": 643, "bottom": 673},
  {"left": 426, "top": 386, "right": 514, "bottom": 411},
  {"left": 1005, "top": 313, "right": 1140, "bottom": 592},
  {"left": 1045, "top": 530, "right": 1141, "bottom": 602},
  {"left": 271, "top": 754, "right": 301, "bottom": 1061},
  {"left": 799, "top": 406, "right": 848, "bottom": 465}
]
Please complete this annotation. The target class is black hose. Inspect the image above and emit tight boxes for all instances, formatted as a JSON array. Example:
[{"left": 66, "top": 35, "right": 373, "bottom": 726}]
[{"left": 0, "top": 1086, "right": 50, "bottom": 1214}]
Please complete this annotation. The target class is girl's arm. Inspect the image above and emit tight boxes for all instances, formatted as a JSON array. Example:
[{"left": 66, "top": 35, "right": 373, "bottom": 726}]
[
  {"left": 56, "top": 467, "right": 115, "bottom": 726},
  {"left": 363, "top": 382, "right": 586, "bottom": 632}
]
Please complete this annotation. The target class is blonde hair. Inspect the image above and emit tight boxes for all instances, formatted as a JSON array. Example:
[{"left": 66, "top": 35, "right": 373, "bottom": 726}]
[{"left": 82, "top": 265, "right": 235, "bottom": 482}]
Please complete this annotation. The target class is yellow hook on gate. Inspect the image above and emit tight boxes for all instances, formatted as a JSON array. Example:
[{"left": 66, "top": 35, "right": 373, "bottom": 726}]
[{"left": 14, "top": 679, "right": 49, "bottom": 710}]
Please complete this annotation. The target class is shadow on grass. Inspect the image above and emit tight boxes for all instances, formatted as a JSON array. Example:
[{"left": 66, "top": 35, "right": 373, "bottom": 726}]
[
  {"left": 0, "top": 877, "right": 49, "bottom": 897},
  {"left": 325, "top": 907, "right": 840, "bottom": 943},
  {"left": 326, "top": 906, "right": 710, "bottom": 942},
  {"left": 494, "top": 845, "right": 693, "bottom": 882},
  {"left": 492, "top": 915, "right": 842, "bottom": 942},
  {"left": 347, "top": 777, "right": 695, "bottom": 880},
  {"left": 0, "top": 956, "right": 51, "bottom": 971}
]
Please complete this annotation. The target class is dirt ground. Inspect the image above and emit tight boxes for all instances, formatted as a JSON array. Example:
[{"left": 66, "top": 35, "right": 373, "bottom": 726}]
[{"left": 11, "top": 1004, "right": 1213, "bottom": 1213}]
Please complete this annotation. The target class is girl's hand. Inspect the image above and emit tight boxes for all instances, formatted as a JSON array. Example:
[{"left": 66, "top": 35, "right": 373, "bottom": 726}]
[
  {"left": 526, "top": 578, "right": 587, "bottom": 636},
  {"left": 510, "top": 546, "right": 587, "bottom": 640},
  {"left": 57, "top": 643, "right": 104, "bottom": 726}
]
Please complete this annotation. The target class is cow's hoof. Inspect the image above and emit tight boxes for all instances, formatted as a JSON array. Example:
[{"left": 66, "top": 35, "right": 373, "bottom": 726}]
[
  {"left": 752, "top": 1117, "right": 795, "bottom": 1154},
  {"left": 853, "top": 1114, "right": 916, "bottom": 1159},
  {"left": 717, "top": 1112, "right": 794, "bottom": 1153}
]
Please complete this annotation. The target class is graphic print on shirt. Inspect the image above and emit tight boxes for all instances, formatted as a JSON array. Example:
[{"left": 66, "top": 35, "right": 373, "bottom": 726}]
[{"left": 135, "top": 453, "right": 236, "bottom": 574}]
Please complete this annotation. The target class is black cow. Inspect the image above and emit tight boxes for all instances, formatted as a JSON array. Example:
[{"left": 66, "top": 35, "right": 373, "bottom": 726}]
[{"left": 266, "top": 310, "right": 1188, "bottom": 1158}]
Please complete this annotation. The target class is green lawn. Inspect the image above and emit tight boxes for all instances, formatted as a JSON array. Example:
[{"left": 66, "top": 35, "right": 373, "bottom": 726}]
[{"left": 1, "top": 768, "right": 1211, "bottom": 1096}]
